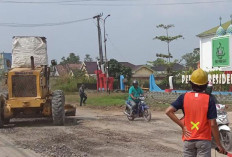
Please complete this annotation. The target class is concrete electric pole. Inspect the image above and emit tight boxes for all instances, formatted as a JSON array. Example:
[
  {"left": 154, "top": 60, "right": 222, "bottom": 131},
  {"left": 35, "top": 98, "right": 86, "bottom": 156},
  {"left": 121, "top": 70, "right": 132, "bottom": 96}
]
[{"left": 93, "top": 14, "right": 104, "bottom": 68}]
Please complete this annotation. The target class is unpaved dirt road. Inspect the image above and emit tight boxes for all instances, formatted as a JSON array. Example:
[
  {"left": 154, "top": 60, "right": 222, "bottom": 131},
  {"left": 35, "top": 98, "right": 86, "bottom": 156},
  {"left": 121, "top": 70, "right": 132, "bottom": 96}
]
[{"left": 0, "top": 106, "right": 231, "bottom": 157}]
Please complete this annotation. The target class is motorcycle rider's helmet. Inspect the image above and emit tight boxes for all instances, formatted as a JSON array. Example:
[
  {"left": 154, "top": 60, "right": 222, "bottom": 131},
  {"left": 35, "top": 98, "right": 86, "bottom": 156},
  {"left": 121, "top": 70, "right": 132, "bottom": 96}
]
[
  {"left": 132, "top": 80, "right": 138, "bottom": 86},
  {"left": 205, "top": 81, "right": 213, "bottom": 95}
]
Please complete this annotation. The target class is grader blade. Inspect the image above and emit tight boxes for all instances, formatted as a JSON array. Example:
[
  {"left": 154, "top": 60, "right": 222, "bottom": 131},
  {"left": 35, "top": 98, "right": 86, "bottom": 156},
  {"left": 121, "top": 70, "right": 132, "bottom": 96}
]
[{"left": 64, "top": 104, "right": 76, "bottom": 116}]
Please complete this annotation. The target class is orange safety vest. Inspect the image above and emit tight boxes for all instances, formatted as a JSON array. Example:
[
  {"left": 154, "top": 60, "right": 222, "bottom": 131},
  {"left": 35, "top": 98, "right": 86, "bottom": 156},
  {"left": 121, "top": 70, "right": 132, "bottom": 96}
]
[{"left": 182, "top": 92, "right": 211, "bottom": 141}]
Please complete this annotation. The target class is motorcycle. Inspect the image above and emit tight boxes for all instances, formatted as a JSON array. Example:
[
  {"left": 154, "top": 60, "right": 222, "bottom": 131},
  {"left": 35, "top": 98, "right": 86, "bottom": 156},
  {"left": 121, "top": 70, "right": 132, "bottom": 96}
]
[
  {"left": 216, "top": 104, "right": 232, "bottom": 151},
  {"left": 124, "top": 96, "right": 151, "bottom": 122}
]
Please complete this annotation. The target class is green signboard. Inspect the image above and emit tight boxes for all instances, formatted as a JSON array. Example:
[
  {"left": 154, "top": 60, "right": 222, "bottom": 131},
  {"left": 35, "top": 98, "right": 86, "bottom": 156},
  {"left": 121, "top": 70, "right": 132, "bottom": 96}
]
[{"left": 212, "top": 36, "right": 230, "bottom": 67}]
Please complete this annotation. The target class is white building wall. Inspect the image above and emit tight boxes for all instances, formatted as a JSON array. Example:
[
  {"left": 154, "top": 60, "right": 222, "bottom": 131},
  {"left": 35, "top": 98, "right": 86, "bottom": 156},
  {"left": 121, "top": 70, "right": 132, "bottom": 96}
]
[{"left": 200, "top": 35, "right": 214, "bottom": 71}]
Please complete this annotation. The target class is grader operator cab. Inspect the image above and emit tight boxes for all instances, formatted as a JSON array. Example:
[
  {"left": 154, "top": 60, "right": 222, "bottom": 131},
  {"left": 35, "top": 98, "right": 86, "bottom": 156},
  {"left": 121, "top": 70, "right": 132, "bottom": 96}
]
[{"left": 0, "top": 36, "right": 75, "bottom": 127}]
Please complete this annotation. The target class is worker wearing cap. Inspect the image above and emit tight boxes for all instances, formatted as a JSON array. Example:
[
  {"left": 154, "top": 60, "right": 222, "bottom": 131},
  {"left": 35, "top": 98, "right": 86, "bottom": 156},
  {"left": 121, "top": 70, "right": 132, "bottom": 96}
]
[{"left": 166, "top": 68, "right": 226, "bottom": 156}]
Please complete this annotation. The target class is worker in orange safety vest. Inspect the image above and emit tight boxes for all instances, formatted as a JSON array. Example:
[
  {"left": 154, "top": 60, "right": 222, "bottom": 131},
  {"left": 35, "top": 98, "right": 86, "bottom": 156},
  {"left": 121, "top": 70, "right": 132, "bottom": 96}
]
[{"left": 166, "top": 68, "right": 226, "bottom": 157}]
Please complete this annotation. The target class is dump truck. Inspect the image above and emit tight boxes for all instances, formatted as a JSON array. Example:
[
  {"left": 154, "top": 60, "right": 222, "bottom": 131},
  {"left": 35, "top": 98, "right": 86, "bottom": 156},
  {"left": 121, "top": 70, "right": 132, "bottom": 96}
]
[{"left": 0, "top": 36, "right": 75, "bottom": 127}]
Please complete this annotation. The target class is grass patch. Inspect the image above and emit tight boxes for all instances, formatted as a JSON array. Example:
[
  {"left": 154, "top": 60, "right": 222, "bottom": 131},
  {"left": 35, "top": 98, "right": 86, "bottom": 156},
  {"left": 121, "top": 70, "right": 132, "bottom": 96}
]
[
  {"left": 65, "top": 92, "right": 128, "bottom": 107},
  {"left": 65, "top": 92, "right": 172, "bottom": 111}
]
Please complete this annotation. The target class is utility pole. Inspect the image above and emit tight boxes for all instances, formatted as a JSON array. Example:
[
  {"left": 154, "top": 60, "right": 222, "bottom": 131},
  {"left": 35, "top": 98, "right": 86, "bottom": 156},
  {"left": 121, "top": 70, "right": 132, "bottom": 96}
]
[
  {"left": 103, "top": 14, "right": 110, "bottom": 92},
  {"left": 93, "top": 14, "right": 103, "bottom": 68}
]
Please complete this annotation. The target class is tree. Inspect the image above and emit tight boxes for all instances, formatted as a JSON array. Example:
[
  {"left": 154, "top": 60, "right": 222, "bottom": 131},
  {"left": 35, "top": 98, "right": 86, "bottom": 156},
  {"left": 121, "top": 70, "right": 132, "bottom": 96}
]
[
  {"left": 108, "top": 59, "right": 122, "bottom": 79},
  {"left": 181, "top": 48, "right": 200, "bottom": 69},
  {"left": 60, "top": 53, "right": 80, "bottom": 65},
  {"left": 108, "top": 59, "right": 132, "bottom": 81},
  {"left": 121, "top": 66, "right": 132, "bottom": 82},
  {"left": 147, "top": 58, "right": 166, "bottom": 67},
  {"left": 153, "top": 24, "right": 183, "bottom": 63},
  {"left": 84, "top": 54, "right": 93, "bottom": 62}
]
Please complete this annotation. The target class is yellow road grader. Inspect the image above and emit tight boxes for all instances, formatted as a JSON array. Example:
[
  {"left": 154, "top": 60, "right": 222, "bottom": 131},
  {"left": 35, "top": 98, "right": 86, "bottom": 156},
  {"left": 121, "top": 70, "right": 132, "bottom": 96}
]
[{"left": 0, "top": 36, "right": 75, "bottom": 127}]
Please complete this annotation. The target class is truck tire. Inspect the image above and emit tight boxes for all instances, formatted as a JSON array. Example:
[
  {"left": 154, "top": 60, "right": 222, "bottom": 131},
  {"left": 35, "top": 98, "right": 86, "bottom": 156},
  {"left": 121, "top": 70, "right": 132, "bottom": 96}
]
[
  {"left": 1, "top": 93, "right": 10, "bottom": 125},
  {"left": 0, "top": 93, "right": 7, "bottom": 128},
  {"left": 52, "top": 90, "right": 65, "bottom": 126},
  {"left": 0, "top": 106, "right": 3, "bottom": 128}
]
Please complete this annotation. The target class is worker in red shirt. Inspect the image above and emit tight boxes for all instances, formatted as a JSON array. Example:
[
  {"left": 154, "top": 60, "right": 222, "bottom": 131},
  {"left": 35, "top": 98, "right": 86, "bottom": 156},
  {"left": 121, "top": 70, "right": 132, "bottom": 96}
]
[{"left": 166, "top": 68, "right": 226, "bottom": 157}]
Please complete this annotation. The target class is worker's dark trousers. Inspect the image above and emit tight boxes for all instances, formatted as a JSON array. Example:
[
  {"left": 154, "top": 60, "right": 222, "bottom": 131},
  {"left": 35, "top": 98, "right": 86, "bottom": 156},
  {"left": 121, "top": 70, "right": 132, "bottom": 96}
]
[{"left": 80, "top": 95, "right": 87, "bottom": 106}]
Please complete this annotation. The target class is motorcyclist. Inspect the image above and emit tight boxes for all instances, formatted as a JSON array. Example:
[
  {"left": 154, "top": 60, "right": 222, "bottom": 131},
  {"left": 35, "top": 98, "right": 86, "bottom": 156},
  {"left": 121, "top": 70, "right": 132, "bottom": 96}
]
[
  {"left": 128, "top": 80, "right": 144, "bottom": 115},
  {"left": 205, "top": 81, "right": 218, "bottom": 104}
]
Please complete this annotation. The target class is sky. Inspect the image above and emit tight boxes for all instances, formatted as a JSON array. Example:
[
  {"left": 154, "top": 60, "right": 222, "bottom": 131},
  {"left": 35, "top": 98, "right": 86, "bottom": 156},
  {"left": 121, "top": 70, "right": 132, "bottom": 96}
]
[{"left": 0, "top": 0, "right": 232, "bottom": 65}]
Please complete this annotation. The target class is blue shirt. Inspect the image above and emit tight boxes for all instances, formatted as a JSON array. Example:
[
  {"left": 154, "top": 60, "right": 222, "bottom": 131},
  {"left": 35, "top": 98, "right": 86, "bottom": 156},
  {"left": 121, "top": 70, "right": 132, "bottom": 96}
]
[{"left": 171, "top": 93, "right": 217, "bottom": 120}]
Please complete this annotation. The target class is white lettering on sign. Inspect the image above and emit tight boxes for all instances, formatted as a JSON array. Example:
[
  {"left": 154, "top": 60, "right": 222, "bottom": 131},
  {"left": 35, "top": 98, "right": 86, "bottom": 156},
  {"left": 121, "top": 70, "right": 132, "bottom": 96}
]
[
  {"left": 231, "top": 74, "right": 232, "bottom": 84},
  {"left": 227, "top": 74, "right": 231, "bottom": 84},
  {"left": 185, "top": 75, "right": 187, "bottom": 84},
  {"left": 219, "top": 74, "right": 222, "bottom": 84},
  {"left": 216, "top": 74, "right": 219, "bottom": 84},
  {"left": 212, "top": 74, "right": 216, "bottom": 84},
  {"left": 208, "top": 74, "right": 212, "bottom": 82},
  {"left": 222, "top": 74, "right": 226, "bottom": 84},
  {"left": 181, "top": 73, "right": 232, "bottom": 84},
  {"left": 185, "top": 75, "right": 189, "bottom": 84},
  {"left": 182, "top": 75, "right": 185, "bottom": 84}
]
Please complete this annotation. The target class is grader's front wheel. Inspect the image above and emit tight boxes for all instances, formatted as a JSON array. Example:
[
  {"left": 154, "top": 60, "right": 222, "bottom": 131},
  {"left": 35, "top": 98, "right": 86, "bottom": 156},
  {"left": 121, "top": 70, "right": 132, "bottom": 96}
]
[
  {"left": 0, "top": 106, "right": 3, "bottom": 128},
  {"left": 0, "top": 93, "right": 8, "bottom": 128},
  {"left": 52, "top": 90, "right": 65, "bottom": 126}
]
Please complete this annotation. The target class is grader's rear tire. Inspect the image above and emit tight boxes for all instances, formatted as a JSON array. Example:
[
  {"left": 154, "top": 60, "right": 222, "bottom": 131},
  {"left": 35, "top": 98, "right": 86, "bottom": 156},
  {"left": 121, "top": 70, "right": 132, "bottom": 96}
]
[
  {"left": 0, "top": 106, "right": 3, "bottom": 128},
  {"left": 0, "top": 93, "right": 7, "bottom": 128},
  {"left": 52, "top": 90, "right": 65, "bottom": 126}
]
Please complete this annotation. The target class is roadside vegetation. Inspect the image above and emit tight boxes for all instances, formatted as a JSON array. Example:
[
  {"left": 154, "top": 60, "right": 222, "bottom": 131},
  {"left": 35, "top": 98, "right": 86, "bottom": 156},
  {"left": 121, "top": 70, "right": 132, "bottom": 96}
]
[
  {"left": 50, "top": 74, "right": 96, "bottom": 92},
  {"left": 65, "top": 91, "right": 175, "bottom": 111},
  {"left": 65, "top": 92, "right": 128, "bottom": 107}
]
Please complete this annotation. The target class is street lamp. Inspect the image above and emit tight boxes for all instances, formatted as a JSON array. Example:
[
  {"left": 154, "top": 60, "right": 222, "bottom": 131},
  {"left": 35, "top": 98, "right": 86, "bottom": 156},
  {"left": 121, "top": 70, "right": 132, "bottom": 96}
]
[
  {"left": 103, "top": 14, "right": 110, "bottom": 63},
  {"left": 103, "top": 14, "right": 110, "bottom": 92}
]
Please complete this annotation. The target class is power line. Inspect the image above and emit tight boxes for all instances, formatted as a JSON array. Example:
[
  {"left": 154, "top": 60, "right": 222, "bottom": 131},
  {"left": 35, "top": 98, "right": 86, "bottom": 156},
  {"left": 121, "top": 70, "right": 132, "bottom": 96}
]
[
  {"left": 62, "top": 1, "right": 232, "bottom": 6},
  {"left": 0, "top": 17, "right": 93, "bottom": 27},
  {"left": 0, "top": 0, "right": 142, "bottom": 4},
  {"left": 106, "top": 34, "right": 126, "bottom": 60},
  {"left": 0, "top": 0, "right": 75, "bottom": 4},
  {"left": 1, "top": 0, "right": 231, "bottom": 6}
]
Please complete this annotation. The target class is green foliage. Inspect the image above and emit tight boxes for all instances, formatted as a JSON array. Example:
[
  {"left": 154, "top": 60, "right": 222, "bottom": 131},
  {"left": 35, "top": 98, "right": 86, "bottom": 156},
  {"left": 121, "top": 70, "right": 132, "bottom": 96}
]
[
  {"left": 156, "top": 53, "right": 173, "bottom": 59},
  {"left": 147, "top": 58, "right": 166, "bottom": 66},
  {"left": 153, "top": 24, "right": 183, "bottom": 63},
  {"left": 181, "top": 48, "right": 200, "bottom": 69},
  {"left": 84, "top": 54, "right": 93, "bottom": 62},
  {"left": 154, "top": 35, "right": 183, "bottom": 43},
  {"left": 108, "top": 59, "right": 121, "bottom": 79},
  {"left": 208, "top": 70, "right": 223, "bottom": 75},
  {"left": 66, "top": 93, "right": 128, "bottom": 106},
  {"left": 51, "top": 75, "right": 96, "bottom": 92},
  {"left": 72, "top": 69, "right": 86, "bottom": 78},
  {"left": 184, "top": 67, "right": 194, "bottom": 75},
  {"left": 156, "top": 24, "right": 174, "bottom": 29},
  {"left": 60, "top": 53, "right": 80, "bottom": 65},
  {"left": 108, "top": 59, "right": 132, "bottom": 81},
  {"left": 121, "top": 66, "right": 132, "bottom": 81}
]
